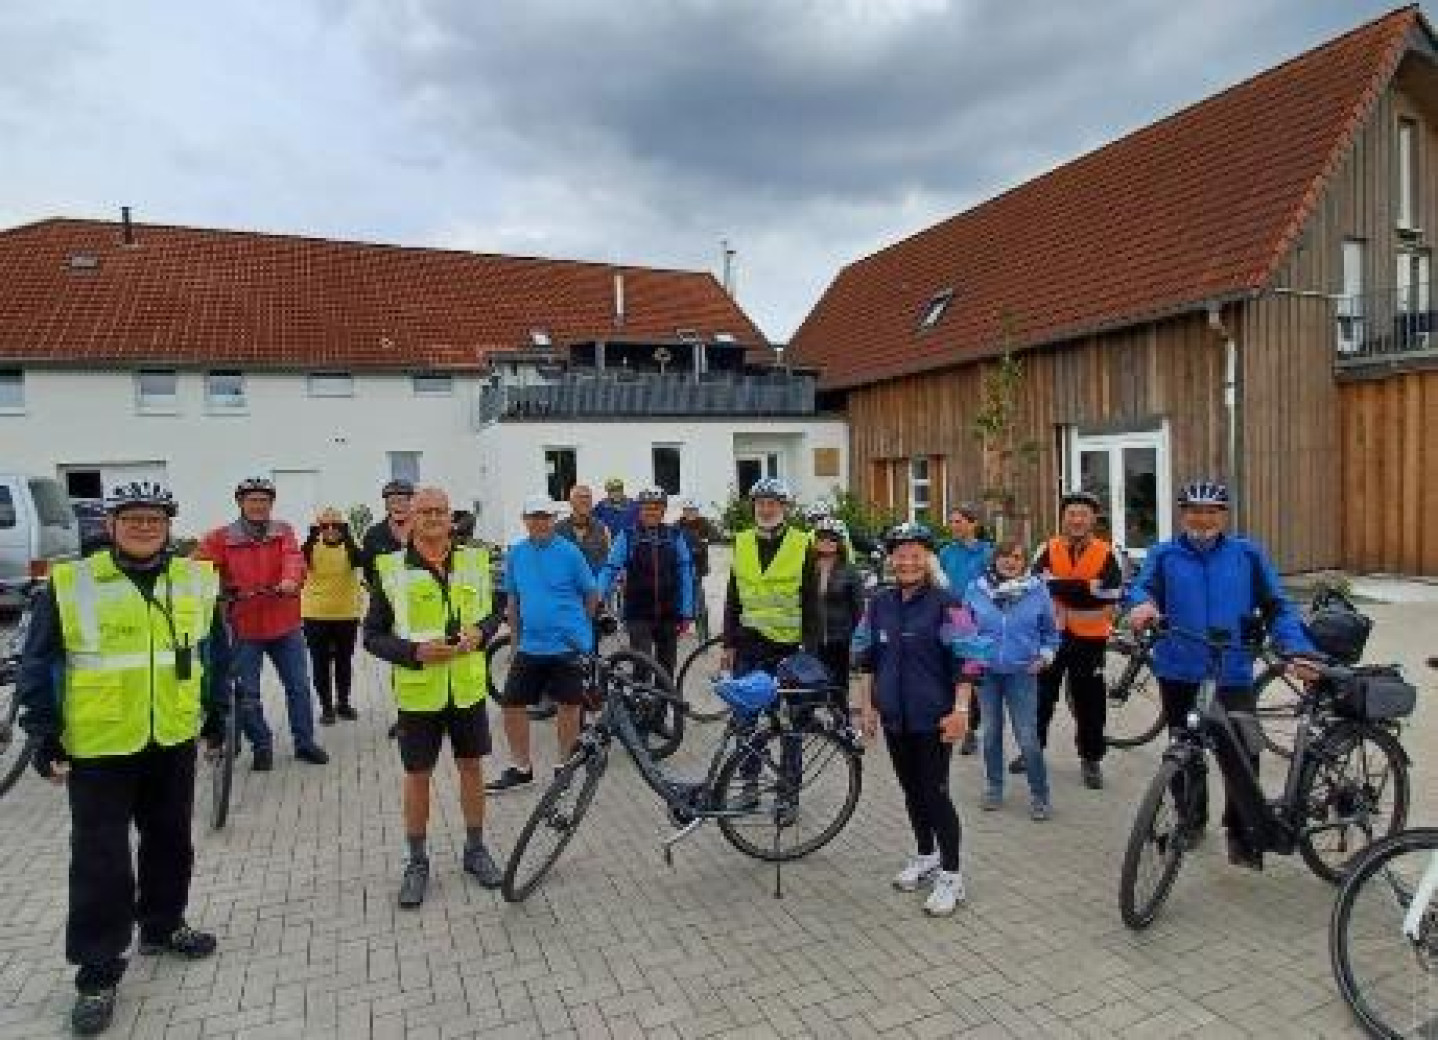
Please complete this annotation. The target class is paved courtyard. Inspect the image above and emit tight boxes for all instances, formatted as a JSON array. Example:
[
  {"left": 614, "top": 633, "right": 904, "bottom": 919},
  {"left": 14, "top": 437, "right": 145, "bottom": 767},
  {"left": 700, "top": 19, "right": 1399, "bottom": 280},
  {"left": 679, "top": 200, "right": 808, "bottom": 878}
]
[{"left": 0, "top": 600, "right": 1434, "bottom": 1039}]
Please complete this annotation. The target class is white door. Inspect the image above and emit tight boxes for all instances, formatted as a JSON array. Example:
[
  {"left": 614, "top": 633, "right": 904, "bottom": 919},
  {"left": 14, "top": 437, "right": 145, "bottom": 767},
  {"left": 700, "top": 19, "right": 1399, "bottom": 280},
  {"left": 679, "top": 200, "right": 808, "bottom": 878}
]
[
  {"left": 271, "top": 469, "right": 320, "bottom": 530},
  {"left": 1068, "top": 429, "right": 1171, "bottom": 557}
]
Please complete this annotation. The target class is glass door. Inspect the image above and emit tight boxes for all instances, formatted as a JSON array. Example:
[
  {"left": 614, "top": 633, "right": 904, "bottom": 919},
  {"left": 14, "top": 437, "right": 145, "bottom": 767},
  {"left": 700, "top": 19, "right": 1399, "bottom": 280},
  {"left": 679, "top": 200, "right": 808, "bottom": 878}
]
[{"left": 1069, "top": 428, "right": 1170, "bottom": 557}]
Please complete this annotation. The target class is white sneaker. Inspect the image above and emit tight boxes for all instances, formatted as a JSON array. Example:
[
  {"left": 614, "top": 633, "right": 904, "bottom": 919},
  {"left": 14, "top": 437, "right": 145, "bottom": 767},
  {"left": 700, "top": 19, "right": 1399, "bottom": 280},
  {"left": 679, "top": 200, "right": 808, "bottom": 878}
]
[
  {"left": 891, "top": 853, "right": 941, "bottom": 892},
  {"left": 923, "top": 870, "right": 966, "bottom": 916}
]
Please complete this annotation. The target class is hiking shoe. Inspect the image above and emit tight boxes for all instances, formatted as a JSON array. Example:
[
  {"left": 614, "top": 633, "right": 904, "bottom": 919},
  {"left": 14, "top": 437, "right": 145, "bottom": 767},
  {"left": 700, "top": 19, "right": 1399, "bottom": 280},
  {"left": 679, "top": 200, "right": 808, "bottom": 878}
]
[
  {"left": 462, "top": 844, "right": 503, "bottom": 889},
  {"left": 139, "top": 923, "right": 216, "bottom": 959},
  {"left": 923, "top": 870, "right": 967, "bottom": 916},
  {"left": 319, "top": 708, "right": 337, "bottom": 726},
  {"left": 251, "top": 748, "right": 273, "bottom": 772},
  {"left": 71, "top": 988, "right": 116, "bottom": 1036},
  {"left": 398, "top": 859, "right": 430, "bottom": 909},
  {"left": 1008, "top": 754, "right": 1027, "bottom": 775},
  {"left": 892, "top": 853, "right": 941, "bottom": 892},
  {"left": 1081, "top": 760, "right": 1104, "bottom": 790},
  {"left": 484, "top": 766, "right": 534, "bottom": 795},
  {"left": 296, "top": 745, "right": 329, "bottom": 765},
  {"left": 980, "top": 790, "right": 1003, "bottom": 812},
  {"left": 958, "top": 732, "right": 978, "bottom": 756},
  {"left": 1029, "top": 800, "right": 1051, "bottom": 822},
  {"left": 336, "top": 704, "right": 358, "bottom": 721}
]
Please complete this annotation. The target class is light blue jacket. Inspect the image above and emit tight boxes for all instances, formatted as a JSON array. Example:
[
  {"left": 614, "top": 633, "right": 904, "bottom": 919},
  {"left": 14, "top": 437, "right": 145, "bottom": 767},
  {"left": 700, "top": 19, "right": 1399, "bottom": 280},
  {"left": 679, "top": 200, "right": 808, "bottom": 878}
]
[
  {"left": 939, "top": 539, "right": 993, "bottom": 597},
  {"left": 964, "top": 574, "right": 1060, "bottom": 674}
]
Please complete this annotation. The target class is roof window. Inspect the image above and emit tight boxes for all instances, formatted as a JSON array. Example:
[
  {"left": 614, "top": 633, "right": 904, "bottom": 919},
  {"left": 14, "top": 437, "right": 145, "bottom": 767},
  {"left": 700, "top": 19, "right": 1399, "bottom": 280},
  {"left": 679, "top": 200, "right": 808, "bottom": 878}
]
[{"left": 918, "top": 289, "right": 954, "bottom": 331}]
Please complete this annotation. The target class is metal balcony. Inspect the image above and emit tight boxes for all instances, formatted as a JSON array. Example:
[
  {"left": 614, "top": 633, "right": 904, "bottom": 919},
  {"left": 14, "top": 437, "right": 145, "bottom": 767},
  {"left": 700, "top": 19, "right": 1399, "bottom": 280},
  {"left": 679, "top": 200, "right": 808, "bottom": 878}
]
[
  {"left": 474, "top": 371, "right": 816, "bottom": 424},
  {"left": 1334, "top": 285, "right": 1438, "bottom": 366}
]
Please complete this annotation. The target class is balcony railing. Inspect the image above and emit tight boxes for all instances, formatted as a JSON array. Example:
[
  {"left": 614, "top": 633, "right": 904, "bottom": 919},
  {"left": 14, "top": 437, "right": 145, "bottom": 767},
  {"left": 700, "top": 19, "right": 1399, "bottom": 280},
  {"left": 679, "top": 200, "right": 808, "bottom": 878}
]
[
  {"left": 1335, "top": 285, "right": 1438, "bottom": 365},
  {"left": 474, "top": 371, "right": 816, "bottom": 424}
]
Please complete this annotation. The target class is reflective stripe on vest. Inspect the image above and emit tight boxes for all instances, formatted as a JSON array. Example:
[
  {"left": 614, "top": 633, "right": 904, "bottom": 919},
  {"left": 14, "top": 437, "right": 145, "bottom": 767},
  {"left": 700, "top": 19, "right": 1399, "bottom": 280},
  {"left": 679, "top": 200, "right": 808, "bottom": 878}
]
[
  {"left": 53, "top": 555, "right": 219, "bottom": 758},
  {"left": 1047, "top": 536, "right": 1115, "bottom": 638},
  {"left": 733, "top": 528, "right": 806, "bottom": 645},
  {"left": 376, "top": 547, "right": 491, "bottom": 712}
]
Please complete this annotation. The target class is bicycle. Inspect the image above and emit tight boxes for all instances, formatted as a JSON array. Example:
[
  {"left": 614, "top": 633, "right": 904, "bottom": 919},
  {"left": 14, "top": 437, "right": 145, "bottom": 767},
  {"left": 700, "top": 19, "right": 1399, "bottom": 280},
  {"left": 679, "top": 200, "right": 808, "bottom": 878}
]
[
  {"left": 1118, "top": 622, "right": 1413, "bottom": 930},
  {"left": 501, "top": 649, "right": 863, "bottom": 903},
  {"left": 0, "top": 583, "right": 39, "bottom": 799}
]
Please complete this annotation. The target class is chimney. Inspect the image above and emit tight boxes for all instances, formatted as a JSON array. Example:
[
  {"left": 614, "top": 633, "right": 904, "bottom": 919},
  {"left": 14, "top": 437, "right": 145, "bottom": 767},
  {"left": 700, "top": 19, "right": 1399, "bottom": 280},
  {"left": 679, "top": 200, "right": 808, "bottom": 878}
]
[
  {"left": 613, "top": 272, "right": 625, "bottom": 329},
  {"left": 721, "top": 239, "right": 736, "bottom": 296},
  {"left": 120, "top": 205, "right": 135, "bottom": 246}
]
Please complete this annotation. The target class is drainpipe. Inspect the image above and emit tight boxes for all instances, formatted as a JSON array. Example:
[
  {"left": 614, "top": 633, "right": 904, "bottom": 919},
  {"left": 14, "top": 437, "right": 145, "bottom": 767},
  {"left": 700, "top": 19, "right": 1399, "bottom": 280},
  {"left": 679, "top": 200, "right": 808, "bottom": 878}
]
[{"left": 1208, "top": 301, "right": 1242, "bottom": 532}]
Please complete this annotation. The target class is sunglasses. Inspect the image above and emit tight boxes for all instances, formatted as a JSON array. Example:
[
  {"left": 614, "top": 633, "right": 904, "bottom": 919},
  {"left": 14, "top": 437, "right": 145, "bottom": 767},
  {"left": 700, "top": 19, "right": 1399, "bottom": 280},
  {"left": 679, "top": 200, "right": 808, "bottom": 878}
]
[{"left": 318, "top": 522, "right": 345, "bottom": 531}]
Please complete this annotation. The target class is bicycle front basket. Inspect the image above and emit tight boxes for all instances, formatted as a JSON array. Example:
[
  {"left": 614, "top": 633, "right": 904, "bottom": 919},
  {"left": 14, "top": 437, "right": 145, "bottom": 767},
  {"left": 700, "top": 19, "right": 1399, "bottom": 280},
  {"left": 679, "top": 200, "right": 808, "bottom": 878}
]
[
  {"left": 715, "top": 672, "right": 779, "bottom": 719},
  {"left": 1330, "top": 664, "right": 1416, "bottom": 721}
]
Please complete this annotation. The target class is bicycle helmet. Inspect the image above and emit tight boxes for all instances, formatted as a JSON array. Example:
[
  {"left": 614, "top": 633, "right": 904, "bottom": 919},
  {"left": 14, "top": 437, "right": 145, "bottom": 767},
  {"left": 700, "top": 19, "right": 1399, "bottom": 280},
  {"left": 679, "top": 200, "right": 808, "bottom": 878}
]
[
  {"left": 105, "top": 481, "right": 178, "bottom": 517},
  {"left": 884, "top": 521, "right": 935, "bottom": 552},
  {"left": 811, "top": 516, "right": 848, "bottom": 539},
  {"left": 748, "top": 476, "right": 793, "bottom": 503},
  {"left": 234, "top": 476, "right": 276, "bottom": 499},
  {"left": 381, "top": 479, "right": 415, "bottom": 498},
  {"left": 677, "top": 496, "right": 701, "bottom": 510},
  {"left": 634, "top": 485, "right": 668, "bottom": 504},
  {"left": 1177, "top": 480, "right": 1231, "bottom": 509},
  {"left": 802, "top": 499, "right": 835, "bottom": 523},
  {"left": 1059, "top": 490, "right": 1103, "bottom": 513}
]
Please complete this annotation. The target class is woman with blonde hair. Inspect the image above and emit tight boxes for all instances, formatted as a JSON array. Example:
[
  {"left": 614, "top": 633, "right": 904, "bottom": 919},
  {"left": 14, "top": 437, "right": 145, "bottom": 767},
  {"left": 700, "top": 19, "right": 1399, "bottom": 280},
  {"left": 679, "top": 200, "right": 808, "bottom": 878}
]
[{"left": 302, "top": 507, "right": 365, "bottom": 724}]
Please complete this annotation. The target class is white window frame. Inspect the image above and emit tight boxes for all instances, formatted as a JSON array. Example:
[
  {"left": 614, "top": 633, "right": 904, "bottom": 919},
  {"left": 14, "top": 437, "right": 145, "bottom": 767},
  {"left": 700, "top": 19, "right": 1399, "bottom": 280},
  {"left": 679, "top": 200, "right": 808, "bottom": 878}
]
[
  {"left": 1066, "top": 425, "right": 1172, "bottom": 558},
  {"left": 0, "top": 369, "right": 24, "bottom": 413},
  {"left": 1338, "top": 239, "right": 1367, "bottom": 355},
  {"left": 135, "top": 368, "right": 179, "bottom": 414},
  {"left": 412, "top": 373, "right": 454, "bottom": 396},
  {"left": 307, "top": 372, "right": 354, "bottom": 398},
  {"left": 543, "top": 446, "right": 578, "bottom": 503},
  {"left": 205, "top": 370, "right": 247, "bottom": 414},
  {"left": 1398, "top": 118, "right": 1418, "bottom": 231},
  {"left": 908, "top": 457, "right": 931, "bottom": 523},
  {"left": 388, "top": 451, "right": 422, "bottom": 485}
]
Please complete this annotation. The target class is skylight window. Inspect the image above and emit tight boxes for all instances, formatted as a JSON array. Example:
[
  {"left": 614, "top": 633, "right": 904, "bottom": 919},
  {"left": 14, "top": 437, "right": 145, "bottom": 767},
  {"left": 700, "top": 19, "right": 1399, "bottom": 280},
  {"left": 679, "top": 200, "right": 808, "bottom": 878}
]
[{"left": 919, "top": 289, "right": 954, "bottom": 330}]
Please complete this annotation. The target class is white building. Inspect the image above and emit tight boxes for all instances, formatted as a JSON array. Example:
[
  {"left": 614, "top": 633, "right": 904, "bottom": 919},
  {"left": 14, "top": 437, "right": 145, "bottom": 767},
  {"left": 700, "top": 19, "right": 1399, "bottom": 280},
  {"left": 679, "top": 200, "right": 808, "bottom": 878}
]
[{"left": 0, "top": 216, "right": 847, "bottom": 540}]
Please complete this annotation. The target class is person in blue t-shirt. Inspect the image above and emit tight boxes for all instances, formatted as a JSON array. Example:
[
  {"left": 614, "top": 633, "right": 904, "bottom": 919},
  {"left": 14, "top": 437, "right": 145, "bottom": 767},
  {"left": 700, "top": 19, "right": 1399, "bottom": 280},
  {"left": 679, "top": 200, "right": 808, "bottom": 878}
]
[
  {"left": 938, "top": 503, "right": 994, "bottom": 755},
  {"left": 486, "top": 496, "right": 599, "bottom": 795}
]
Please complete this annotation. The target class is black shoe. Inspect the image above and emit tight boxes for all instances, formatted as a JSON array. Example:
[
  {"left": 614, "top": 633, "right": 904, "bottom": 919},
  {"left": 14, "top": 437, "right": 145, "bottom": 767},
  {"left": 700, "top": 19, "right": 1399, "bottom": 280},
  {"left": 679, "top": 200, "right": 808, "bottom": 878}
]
[
  {"left": 1226, "top": 834, "right": 1263, "bottom": 871},
  {"left": 1081, "top": 760, "right": 1104, "bottom": 790},
  {"left": 138, "top": 924, "right": 217, "bottom": 959},
  {"left": 319, "top": 708, "right": 337, "bottom": 726},
  {"left": 337, "top": 704, "right": 358, "bottom": 721},
  {"left": 484, "top": 766, "right": 534, "bottom": 794},
  {"left": 527, "top": 700, "right": 558, "bottom": 721},
  {"left": 462, "top": 843, "right": 503, "bottom": 889},
  {"left": 71, "top": 988, "right": 116, "bottom": 1036},
  {"left": 1008, "top": 754, "right": 1027, "bottom": 775},
  {"left": 398, "top": 859, "right": 429, "bottom": 909},
  {"left": 296, "top": 745, "right": 329, "bottom": 765},
  {"left": 252, "top": 748, "right": 273, "bottom": 772},
  {"left": 958, "top": 732, "right": 978, "bottom": 756}
]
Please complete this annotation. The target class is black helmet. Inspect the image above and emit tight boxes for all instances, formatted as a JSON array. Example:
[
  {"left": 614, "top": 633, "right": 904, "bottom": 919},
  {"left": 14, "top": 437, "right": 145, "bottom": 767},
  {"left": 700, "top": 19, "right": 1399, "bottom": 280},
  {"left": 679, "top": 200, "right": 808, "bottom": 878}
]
[
  {"left": 884, "top": 521, "right": 935, "bottom": 553},
  {"left": 381, "top": 479, "right": 415, "bottom": 499},
  {"left": 105, "top": 481, "right": 178, "bottom": 517},
  {"left": 1059, "top": 490, "right": 1103, "bottom": 513},
  {"left": 1177, "top": 480, "right": 1231, "bottom": 509},
  {"left": 234, "top": 476, "right": 276, "bottom": 500}
]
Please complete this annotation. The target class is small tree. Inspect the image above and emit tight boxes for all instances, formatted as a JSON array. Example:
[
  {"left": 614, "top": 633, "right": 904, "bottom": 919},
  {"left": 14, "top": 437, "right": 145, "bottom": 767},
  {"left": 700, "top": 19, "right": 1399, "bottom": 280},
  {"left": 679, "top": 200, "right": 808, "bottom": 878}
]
[
  {"left": 970, "top": 318, "right": 1039, "bottom": 544},
  {"left": 348, "top": 503, "right": 374, "bottom": 535}
]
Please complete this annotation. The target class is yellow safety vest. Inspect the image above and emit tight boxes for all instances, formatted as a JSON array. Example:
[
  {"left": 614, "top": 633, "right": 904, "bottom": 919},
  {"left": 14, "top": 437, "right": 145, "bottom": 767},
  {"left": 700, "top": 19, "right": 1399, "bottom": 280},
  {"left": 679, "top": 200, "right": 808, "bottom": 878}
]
[
  {"left": 376, "top": 547, "right": 491, "bottom": 712},
  {"left": 733, "top": 527, "right": 807, "bottom": 645},
  {"left": 52, "top": 554, "right": 219, "bottom": 759}
]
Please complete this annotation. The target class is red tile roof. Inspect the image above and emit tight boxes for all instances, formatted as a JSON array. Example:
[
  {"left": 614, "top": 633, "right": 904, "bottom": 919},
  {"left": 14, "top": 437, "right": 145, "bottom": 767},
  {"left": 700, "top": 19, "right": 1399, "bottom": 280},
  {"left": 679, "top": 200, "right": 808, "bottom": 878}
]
[
  {"left": 789, "top": 6, "right": 1425, "bottom": 389},
  {"left": 0, "top": 219, "right": 768, "bottom": 371}
]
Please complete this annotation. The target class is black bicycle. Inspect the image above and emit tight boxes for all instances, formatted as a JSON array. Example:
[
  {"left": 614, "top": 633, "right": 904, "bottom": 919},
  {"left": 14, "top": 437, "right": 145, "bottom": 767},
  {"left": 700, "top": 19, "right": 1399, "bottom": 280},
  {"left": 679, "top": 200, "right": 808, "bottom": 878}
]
[
  {"left": 0, "top": 584, "right": 38, "bottom": 798},
  {"left": 1119, "top": 623, "right": 1413, "bottom": 930},
  {"left": 501, "top": 650, "right": 863, "bottom": 902}
]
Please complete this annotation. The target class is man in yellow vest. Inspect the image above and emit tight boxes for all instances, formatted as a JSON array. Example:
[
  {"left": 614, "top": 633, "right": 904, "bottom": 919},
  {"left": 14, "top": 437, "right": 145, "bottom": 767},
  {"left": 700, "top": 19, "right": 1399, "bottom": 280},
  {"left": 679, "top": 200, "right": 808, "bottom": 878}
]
[
  {"left": 17, "top": 481, "right": 228, "bottom": 1037},
  {"left": 364, "top": 487, "right": 504, "bottom": 908},
  {"left": 1028, "top": 490, "right": 1126, "bottom": 790}
]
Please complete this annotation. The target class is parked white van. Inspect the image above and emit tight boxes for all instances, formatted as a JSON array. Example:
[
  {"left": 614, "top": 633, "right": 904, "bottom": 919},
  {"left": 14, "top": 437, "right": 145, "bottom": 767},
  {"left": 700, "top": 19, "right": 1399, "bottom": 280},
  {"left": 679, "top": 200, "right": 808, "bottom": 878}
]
[{"left": 0, "top": 474, "right": 79, "bottom": 611}]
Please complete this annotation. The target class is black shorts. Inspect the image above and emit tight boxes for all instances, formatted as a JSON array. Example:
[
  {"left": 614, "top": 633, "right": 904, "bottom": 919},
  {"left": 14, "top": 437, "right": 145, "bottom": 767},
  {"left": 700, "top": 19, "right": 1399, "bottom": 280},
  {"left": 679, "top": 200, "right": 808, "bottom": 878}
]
[
  {"left": 396, "top": 701, "right": 492, "bottom": 773},
  {"left": 502, "top": 652, "right": 587, "bottom": 706}
]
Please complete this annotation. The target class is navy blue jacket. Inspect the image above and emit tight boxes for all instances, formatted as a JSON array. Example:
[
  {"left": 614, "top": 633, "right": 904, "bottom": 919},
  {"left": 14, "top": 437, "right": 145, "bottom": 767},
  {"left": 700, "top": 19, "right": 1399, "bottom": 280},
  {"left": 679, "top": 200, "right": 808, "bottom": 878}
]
[{"left": 1127, "top": 533, "right": 1314, "bottom": 686}]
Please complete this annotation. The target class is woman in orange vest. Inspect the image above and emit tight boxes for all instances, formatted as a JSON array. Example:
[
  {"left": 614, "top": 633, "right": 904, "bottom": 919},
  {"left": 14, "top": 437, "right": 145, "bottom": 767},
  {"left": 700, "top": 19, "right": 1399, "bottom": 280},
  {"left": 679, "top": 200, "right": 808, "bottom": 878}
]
[{"left": 1025, "top": 491, "right": 1125, "bottom": 790}]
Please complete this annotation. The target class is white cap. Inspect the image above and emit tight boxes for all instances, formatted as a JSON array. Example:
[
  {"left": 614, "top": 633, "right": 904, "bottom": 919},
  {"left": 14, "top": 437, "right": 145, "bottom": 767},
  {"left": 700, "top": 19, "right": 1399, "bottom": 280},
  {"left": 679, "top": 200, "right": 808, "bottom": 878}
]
[{"left": 522, "top": 494, "right": 559, "bottom": 516}]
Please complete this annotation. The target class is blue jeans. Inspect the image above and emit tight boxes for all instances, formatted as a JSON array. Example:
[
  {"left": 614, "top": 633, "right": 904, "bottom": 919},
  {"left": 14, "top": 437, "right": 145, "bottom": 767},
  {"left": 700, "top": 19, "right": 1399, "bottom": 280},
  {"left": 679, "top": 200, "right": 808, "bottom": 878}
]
[
  {"left": 978, "top": 672, "right": 1048, "bottom": 802},
  {"left": 233, "top": 628, "right": 318, "bottom": 753}
]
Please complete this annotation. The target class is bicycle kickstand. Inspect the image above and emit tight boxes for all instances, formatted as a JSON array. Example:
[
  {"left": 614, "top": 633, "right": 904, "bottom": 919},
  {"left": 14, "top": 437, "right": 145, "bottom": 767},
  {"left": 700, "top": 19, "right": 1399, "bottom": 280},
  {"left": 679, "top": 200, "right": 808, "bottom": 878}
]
[
  {"left": 773, "top": 824, "right": 783, "bottom": 900},
  {"left": 660, "top": 819, "right": 705, "bottom": 867}
]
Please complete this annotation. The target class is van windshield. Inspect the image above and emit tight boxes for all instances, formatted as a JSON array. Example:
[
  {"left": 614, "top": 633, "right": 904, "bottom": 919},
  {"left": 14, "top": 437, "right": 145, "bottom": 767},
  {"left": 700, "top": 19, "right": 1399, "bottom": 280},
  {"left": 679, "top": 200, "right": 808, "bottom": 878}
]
[
  {"left": 0, "top": 486, "right": 14, "bottom": 529},
  {"left": 27, "top": 479, "right": 75, "bottom": 529}
]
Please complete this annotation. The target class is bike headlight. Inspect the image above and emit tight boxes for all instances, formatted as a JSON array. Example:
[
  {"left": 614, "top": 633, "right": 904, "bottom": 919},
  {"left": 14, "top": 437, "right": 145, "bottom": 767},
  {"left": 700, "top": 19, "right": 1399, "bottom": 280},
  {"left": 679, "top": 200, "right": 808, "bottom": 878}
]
[{"left": 1186, "top": 710, "right": 1201, "bottom": 730}]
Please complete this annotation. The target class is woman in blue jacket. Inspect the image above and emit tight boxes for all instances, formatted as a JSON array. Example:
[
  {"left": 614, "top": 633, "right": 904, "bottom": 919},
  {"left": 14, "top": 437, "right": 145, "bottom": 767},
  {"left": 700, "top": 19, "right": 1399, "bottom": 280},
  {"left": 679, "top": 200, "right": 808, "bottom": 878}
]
[
  {"left": 1126, "top": 480, "right": 1316, "bottom": 868},
  {"left": 965, "top": 539, "right": 1060, "bottom": 820}
]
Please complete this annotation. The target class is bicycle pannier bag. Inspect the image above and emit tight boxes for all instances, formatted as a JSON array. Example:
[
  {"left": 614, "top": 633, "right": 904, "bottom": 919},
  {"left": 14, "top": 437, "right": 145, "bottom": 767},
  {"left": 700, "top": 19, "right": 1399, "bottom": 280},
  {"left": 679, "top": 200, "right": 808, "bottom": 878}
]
[
  {"left": 1303, "top": 605, "right": 1372, "bottom": 665},
  {"left": 1332, "top": 665, "right": 1416, "bottom": 721}
]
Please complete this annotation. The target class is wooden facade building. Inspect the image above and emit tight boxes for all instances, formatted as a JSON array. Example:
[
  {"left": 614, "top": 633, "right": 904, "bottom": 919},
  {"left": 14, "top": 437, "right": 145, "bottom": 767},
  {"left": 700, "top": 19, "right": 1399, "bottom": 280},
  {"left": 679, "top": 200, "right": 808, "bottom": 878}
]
[{"left": 790, "top": 6, "right": 1438, "bottom": 576}]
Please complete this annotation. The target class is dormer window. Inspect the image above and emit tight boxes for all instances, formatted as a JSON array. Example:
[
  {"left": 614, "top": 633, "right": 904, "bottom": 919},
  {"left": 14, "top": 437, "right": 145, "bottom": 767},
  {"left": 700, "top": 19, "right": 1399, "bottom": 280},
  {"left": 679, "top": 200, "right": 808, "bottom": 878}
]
[{"left": 919, "top": 289, "right": 954, "bottom": 330}]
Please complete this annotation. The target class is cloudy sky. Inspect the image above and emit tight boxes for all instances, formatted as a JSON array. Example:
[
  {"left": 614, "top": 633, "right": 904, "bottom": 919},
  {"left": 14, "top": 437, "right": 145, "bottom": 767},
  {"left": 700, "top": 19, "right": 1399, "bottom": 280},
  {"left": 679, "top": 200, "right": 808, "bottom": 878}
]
[{"left": 1, "top": 1, "right": 1401, "bottom": 340}]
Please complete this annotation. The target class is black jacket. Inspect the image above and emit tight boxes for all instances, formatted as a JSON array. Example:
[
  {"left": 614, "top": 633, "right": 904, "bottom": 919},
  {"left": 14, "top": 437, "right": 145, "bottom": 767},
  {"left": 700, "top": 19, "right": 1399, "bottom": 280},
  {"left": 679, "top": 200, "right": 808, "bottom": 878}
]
[{"left": 802, "top": 557, "right": 864, "bottom": 650}]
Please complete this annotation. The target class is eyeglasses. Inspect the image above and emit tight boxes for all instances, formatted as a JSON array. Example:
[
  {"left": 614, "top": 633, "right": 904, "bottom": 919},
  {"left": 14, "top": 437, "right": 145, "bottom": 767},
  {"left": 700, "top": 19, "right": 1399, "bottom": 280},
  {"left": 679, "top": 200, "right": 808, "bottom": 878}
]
[
  {"left": 116, "top": 514, "right": 168, "bottom": 530},
  {"left": 414, "top": 507, "right": 449, "bottom": 517}
]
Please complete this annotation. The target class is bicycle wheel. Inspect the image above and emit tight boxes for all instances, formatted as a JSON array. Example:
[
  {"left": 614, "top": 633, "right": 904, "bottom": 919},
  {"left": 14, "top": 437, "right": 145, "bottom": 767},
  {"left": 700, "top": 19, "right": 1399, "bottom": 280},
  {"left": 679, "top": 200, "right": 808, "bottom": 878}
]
[
  {"left": 1298, "top": 721, "right": 1410, "bottom": 884},
  {"left": 1330, "top": 828, "right": 1438, "bottom": 1039},
  {"left": 714, "top": 721, "right": 862, "bottom": 862},
  {"left": 501, "top": 742, "right": 609, "bottom": 902},
  {"left": 0, "top": 685, "right": 31, "bottom": 799},
  {"left": 208, "top": 688, "right": 239, "bottom": 830},
  {"left": 486, "top": 633, "right": 514, "bottom": 702},
  {"left": 604, "top": 648, "right": 683, "bottom": 761},
  {"left": 1104, "top": 638, "right": 1164, "bottom": 749},
  {"left": 1119, "top": 757, "right": 1202, "bottom": 930},
  {"left": 1252, "top": 662, "right": 1304, "bottom": 759},
  {"left": 675, "top": 634, "right": 731, "bottom": 723}
]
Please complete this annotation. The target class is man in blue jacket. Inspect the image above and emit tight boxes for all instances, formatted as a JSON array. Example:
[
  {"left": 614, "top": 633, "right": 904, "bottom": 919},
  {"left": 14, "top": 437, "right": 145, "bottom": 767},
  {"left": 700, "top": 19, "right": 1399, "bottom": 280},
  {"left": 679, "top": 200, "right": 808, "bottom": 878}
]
[
  {"left": 1126, "top": 480, "right": 1316, "bottom": 869},
  {"left": 597, "top": 486, "right": 694, "bottom": 680}
]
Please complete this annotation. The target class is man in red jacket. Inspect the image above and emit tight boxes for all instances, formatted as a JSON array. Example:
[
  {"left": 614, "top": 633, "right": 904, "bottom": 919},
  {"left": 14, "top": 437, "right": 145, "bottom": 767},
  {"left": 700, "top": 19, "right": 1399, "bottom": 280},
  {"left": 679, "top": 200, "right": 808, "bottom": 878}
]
[{"left": 197, "top": 478, "right": 328, "bottom": 770}]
